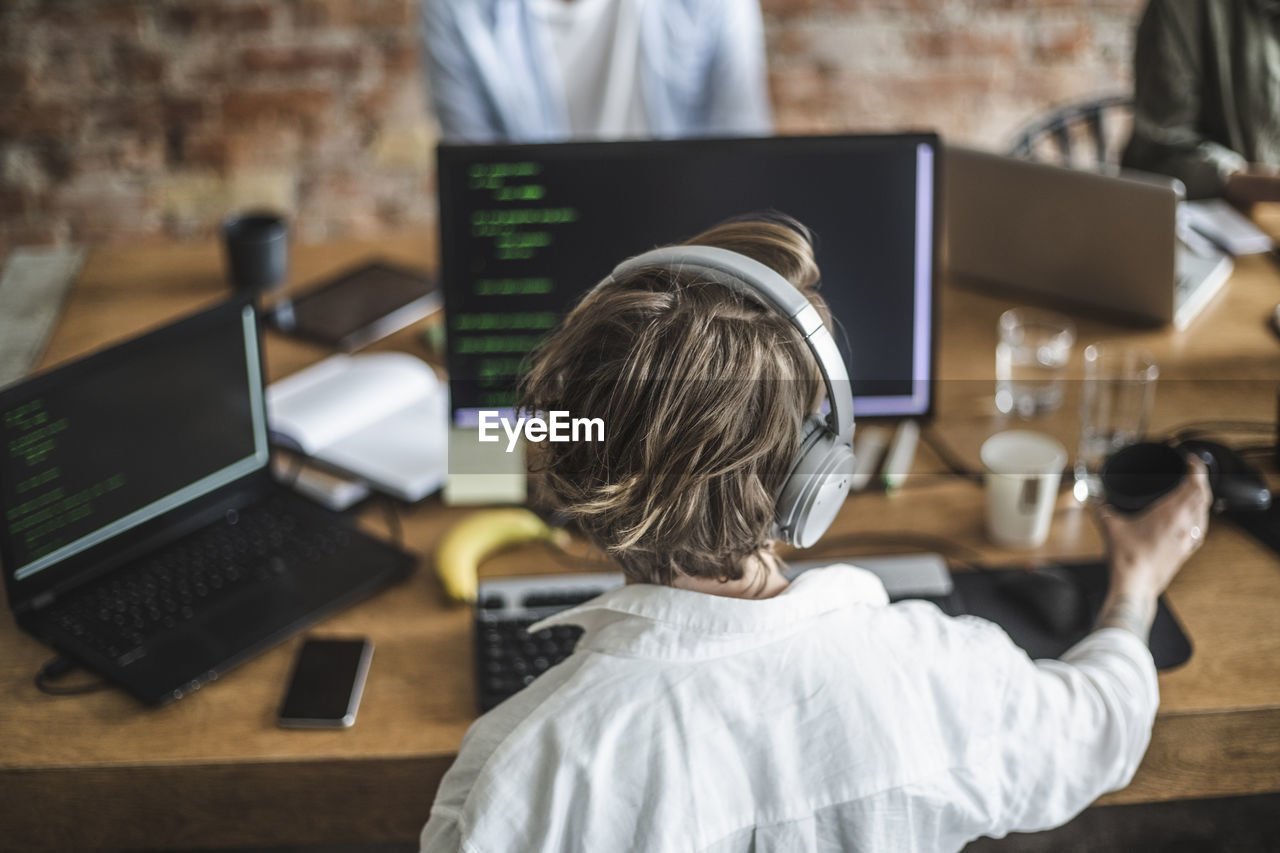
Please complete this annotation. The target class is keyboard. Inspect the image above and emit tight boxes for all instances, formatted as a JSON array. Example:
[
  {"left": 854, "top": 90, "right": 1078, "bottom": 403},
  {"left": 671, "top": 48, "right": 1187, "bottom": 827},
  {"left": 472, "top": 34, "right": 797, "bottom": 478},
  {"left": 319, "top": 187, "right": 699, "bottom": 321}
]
[
  {"left": 45, "top": 497, "right": 353, "bottom": 667},
  {"left": 474, "top": 573, "right": 624, "bottom": 711},
  {"left": 473, "top": 555, "right": 956, "bottom": 712}
]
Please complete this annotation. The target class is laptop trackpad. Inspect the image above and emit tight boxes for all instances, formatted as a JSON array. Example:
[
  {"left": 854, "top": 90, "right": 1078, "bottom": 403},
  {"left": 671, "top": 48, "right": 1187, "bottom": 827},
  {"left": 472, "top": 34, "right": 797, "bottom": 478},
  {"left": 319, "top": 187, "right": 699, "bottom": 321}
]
[
  {"left": 120, "top": 628, "right": 224, "bottom": 700},
  {"left": 199, "top": 584, "right": 305, "bottom": 655},
  {"left": 125, "top": 585, "right": 301, "bottom": 693}
]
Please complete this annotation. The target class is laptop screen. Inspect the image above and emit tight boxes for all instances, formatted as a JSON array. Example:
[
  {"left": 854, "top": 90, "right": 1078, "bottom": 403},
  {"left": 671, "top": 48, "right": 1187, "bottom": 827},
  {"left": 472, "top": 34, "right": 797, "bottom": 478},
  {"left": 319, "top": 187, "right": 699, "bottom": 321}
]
[
  {"left": 437, "top": 134, "right": 937, "bottom": 426},
  {"left": 0, "top": 301, "right": 269, "bottom": 584}
]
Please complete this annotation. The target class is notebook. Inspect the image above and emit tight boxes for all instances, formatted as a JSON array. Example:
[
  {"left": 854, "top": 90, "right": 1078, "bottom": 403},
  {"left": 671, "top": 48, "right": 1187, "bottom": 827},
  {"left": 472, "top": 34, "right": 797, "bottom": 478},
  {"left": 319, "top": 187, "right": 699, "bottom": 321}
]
[
  {"left": 267, "top": 352, "right": 448, "bottom": 502},
  {"left": 0, "top": 296, "right": 414, "bottom": 705}
]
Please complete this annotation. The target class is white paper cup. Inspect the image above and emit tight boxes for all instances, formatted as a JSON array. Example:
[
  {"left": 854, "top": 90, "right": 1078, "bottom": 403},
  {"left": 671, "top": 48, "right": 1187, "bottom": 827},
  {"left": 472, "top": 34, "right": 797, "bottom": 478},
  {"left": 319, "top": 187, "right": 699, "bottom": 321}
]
[{"left": 980, "top": 430, "right": 1067, "bottom": 548}]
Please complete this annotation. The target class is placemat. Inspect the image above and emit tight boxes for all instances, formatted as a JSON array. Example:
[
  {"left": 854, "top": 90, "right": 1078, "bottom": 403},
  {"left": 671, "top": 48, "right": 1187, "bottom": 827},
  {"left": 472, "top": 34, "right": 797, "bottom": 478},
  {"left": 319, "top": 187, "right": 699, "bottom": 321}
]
[{"left": 0, "top": 246, "right": 84, "bottom": 387}]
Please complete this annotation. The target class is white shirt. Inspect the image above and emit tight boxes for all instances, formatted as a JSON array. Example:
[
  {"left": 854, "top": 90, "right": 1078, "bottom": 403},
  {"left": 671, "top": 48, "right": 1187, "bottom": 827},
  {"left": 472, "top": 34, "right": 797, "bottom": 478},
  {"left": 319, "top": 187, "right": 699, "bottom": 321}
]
[
  {"left": 421, "top": 0, "right": 772, "bottom": 143},
  {"left": 530, "top": 0, "right": 649, "bottom": 139},
  {"left": 420, "top": 565, "right": 1158, "bottom": 853}
]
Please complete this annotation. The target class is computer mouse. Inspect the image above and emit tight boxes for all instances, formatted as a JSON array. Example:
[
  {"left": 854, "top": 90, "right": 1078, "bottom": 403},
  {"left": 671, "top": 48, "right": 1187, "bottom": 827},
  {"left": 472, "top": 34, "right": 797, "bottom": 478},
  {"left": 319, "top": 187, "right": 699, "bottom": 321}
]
[
  {"left": 1178, "top": 440, "right": 1272, "bottom": 513},
  {"left": 994, "top": 564, "right": 1084, "bottom": 638}
]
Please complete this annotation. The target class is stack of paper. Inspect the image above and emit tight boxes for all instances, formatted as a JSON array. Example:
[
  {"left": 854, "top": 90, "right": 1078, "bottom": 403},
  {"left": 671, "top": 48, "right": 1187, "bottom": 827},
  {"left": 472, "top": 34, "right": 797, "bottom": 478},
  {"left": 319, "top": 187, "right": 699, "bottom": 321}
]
[{"left": 1182, "top": 200, "right": 1274, "bottom": 255}]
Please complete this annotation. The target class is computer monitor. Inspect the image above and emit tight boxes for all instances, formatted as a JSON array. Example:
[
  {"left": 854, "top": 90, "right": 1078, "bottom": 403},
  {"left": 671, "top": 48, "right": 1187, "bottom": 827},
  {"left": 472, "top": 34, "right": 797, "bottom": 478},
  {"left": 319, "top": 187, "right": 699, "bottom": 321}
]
[{"left": 437, "top": 133, "right": 938, "bottom": 431}]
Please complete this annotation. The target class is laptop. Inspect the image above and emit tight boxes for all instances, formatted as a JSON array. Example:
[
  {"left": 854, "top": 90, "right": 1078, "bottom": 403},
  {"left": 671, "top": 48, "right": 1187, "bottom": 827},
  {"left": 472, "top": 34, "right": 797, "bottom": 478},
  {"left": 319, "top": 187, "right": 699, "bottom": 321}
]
[
  {"left": 945, "top": 146, "right": 1233, "bottom": 329},
  {"left": 0, "top": 296, "right": 415, "bottom": 705}
]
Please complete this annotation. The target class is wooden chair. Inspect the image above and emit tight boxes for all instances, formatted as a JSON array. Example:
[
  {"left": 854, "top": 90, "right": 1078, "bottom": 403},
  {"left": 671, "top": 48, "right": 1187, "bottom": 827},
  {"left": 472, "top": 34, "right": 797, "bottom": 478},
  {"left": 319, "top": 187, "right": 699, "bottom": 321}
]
[{"left": 1009, "top": 95, "right": 1133, "bottom": 170}]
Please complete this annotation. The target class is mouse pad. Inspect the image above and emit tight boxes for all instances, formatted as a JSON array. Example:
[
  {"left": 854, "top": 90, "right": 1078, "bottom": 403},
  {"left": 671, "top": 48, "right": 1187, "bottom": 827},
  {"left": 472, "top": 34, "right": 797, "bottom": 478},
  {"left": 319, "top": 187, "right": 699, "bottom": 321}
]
[{"left": 929, "top": 561, "right": 1192, "bottom": 671}]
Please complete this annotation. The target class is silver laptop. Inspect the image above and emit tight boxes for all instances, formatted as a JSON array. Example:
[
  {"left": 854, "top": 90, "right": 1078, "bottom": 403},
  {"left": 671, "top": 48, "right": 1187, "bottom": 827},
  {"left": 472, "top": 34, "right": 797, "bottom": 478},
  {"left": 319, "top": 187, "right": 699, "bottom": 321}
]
[{"left": 945, "top": 146, "right": 1232, "bottom": 330}]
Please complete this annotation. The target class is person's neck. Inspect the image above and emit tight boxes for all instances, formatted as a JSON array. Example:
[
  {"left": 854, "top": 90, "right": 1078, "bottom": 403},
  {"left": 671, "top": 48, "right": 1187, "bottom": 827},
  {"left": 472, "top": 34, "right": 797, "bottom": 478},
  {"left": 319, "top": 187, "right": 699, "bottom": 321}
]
[{"left": 669, "top": 551, "right": 790, "bottom": 600}]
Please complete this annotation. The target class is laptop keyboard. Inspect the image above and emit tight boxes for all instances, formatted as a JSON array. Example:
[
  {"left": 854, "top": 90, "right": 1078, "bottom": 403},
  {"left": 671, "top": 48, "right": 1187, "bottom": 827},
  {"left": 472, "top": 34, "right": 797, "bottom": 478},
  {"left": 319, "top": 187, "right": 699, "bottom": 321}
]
[{"left": 45, "top": 498, "right": 352, "bottom": 666}]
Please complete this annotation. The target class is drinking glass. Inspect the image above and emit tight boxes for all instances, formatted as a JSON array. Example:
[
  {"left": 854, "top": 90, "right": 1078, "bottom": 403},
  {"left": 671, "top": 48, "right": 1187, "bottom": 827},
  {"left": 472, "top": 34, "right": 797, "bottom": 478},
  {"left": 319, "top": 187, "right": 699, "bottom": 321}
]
[
  {"left": 995, "top": 308, "right": 1075, "bottom": 417},
  {"left": 1073, "top": 343, "right": 1159, "bottom": 502}
]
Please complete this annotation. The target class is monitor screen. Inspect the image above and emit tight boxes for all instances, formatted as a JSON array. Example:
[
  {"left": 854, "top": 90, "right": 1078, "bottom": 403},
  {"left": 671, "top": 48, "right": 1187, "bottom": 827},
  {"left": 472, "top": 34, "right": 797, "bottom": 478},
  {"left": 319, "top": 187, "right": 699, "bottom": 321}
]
[
  {"left": 438, "top": 134, "right": 937, "bottom": 426},
  {"left": 0, "top": 301, "right": 269, "bottom": 583}
]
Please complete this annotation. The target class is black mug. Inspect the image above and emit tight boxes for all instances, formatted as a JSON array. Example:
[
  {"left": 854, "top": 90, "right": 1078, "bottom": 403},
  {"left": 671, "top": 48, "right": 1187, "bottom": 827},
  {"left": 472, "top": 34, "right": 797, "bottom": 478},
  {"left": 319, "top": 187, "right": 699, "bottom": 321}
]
[
  {"left": 222, "top": 212, "right": 288, "bottom": 294},
  {"left": 1100, "top": 441, "right": 1186, "bottom": 513}
]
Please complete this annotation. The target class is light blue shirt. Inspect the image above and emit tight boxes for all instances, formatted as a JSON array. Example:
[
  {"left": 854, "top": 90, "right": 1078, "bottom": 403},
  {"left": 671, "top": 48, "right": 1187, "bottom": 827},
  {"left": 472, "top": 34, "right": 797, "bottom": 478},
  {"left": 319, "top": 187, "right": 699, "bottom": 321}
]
[{"left": 421, "top": 0, "right": 773, "bottom": 143}]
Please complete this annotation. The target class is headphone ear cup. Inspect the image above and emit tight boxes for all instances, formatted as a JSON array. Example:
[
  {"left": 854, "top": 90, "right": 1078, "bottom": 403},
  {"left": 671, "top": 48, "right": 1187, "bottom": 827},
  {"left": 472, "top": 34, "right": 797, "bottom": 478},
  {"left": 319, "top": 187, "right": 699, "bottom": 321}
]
[
  {"left": 794, "top": 441, "right": 855, "bottom": 547},
  {"left": 775, "top": 417, "right": 856, "bottom": 548}
]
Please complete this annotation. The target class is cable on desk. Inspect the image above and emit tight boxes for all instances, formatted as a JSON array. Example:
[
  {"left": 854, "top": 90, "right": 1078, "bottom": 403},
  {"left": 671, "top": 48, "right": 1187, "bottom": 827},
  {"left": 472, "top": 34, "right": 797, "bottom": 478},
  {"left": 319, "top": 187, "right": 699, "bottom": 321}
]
[
  {"left": 538, "top": 537, "right": 616, "bottom": 572},
  {"left": 790, "top": 530, "right": 993, "bottom": 574},
  {"left": 919, "top": 427, "right": 982, "bottom": 483},
  {"left": 536, "top": 517, "right": 1000, "bottom": 576},
  {"left": 1234, "top": 443, "right": 1278, "bottom": 457},
  {"left": 33, "top": 655, "right": 108, "bottom": 696},
  {"left": 1162, "top": 420, "right": 1274, "bottom": 443},
  {"left": 378, "top": 495, "right": 404, "bottom": 549}
]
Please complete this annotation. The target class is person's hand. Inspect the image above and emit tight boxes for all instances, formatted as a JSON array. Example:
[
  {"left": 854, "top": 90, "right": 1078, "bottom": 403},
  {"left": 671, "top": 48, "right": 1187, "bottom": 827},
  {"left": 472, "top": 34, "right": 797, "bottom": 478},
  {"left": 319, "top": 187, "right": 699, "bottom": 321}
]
[
  {"left": 1093, "top": 458, "right": 1212, "bottom": 637},
  {"left": 1224, "top": 166, "right": 1280, "bottom": 209},
  {"left": 1099, "top": 457, "right": 1212, "bottom": 597}
]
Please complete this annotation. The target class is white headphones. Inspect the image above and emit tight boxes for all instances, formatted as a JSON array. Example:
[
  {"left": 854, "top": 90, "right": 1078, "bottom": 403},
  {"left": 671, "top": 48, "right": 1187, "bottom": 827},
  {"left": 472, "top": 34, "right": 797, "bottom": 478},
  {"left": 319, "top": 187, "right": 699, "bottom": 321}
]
[{"left": 609, "top": 245, "right": 856, "bottom": 548}]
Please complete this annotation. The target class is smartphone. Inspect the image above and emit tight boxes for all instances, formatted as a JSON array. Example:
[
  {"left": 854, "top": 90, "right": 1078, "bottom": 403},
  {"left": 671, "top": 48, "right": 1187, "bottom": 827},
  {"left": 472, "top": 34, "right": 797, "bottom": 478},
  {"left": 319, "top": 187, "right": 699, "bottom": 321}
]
[
  {"left": 269, "top": 261, "right": 439, "bottom": 352},
  {"left": 277, "top": 638, "right": 373, "bottom": 729}
]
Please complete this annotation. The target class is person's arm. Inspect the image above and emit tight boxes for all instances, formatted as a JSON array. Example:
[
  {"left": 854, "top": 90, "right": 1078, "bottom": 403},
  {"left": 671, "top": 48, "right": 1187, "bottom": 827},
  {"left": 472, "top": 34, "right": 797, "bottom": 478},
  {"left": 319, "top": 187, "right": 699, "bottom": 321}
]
[
  {"left": 420, "top": 1, "right": 503, "bottom": 144},
  {"left": 699, "top": 0, "right": 772, "bottom": 136},
  {"left": 1223, "top": 166, "right": 1280, "bottom": 209},
  {"left": 1123, "top": 0, "right": 1248, "bottom": 199},
  {"left": 419, "top": 807, "right": 466, "bottom": 853},
  {"left": 978, "top": 462, "right": 1212, "bottom": 835}
]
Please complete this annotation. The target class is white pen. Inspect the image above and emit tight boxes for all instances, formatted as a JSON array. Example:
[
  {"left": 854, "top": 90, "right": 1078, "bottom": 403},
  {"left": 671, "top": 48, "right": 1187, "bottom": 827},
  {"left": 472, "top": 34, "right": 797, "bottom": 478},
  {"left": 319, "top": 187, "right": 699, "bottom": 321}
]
[
  {"left": 849, "top": 426, "right": 890, "bottom": 492},
  {"left": 882, "top": 420, "right": 919, "bottom": 494}
]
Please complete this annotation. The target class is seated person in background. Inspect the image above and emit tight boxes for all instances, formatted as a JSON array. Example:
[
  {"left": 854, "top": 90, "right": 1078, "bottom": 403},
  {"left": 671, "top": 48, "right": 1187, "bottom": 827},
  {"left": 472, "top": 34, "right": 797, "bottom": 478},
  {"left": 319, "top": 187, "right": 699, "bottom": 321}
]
[
  {"left": 420, "top": 0, "right": 771, "bottom": 143},
  {"left": 1122, "top": 0, "right": 1280, "bottom": 206},
  {"left": 419, "top": 216, "right": 1212, "bottom": 852}
]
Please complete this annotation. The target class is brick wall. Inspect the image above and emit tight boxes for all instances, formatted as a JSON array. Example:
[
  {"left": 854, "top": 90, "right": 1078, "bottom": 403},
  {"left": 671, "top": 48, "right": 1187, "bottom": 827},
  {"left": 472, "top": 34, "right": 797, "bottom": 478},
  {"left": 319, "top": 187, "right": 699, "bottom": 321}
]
[
  {"left": 0, "top": 0, "right": 1146, "bottom": 256},
  {"left": 767, "top": 0, "right": 1142, "bottom": 140}
]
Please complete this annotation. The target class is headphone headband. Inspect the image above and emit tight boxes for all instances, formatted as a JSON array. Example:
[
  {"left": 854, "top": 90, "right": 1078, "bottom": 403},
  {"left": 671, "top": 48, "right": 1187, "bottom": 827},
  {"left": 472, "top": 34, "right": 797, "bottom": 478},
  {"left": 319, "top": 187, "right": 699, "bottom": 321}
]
[
  {"left": 609, "top": 245, "right": 854, "bottom": 444},
  {"left": 601, "top": 242, "right": 856, "bottom": 547}
]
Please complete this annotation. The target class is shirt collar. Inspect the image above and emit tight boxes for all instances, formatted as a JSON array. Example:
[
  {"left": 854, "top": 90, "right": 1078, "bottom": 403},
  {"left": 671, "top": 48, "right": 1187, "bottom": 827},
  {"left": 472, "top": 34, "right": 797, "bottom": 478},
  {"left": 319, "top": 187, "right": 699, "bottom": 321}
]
[{"left": 529, "top": 564, "right": 889, "bottom": 660}]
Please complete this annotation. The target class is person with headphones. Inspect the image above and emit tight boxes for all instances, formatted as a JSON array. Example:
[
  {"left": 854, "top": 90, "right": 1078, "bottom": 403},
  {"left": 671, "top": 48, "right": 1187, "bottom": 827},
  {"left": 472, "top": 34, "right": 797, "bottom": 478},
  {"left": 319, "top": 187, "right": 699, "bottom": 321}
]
[{"left": 419, "top": 217, "right": 1211, "bottom": 852}]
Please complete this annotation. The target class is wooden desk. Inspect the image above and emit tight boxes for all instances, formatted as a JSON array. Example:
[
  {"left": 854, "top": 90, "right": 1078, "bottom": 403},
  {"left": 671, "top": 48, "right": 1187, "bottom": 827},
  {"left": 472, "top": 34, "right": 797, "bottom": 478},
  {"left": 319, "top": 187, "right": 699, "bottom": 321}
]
[{"left": 2, "top": 234, "right": 1279, "bottom": 851}]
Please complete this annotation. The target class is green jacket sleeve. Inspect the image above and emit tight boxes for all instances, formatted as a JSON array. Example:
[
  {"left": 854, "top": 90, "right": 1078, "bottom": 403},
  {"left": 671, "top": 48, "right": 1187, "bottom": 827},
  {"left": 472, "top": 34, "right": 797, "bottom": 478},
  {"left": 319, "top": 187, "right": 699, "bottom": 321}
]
[{"left": 1122, "top": 0, "right": 1248, "bottom": 198}]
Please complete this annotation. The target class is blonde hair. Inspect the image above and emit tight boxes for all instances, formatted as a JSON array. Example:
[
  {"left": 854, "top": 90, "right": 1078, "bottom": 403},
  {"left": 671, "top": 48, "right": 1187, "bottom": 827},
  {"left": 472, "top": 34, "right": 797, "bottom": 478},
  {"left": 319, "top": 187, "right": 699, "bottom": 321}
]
[{"left": 518, "top": 218, "right": 831, "bottom": 585}]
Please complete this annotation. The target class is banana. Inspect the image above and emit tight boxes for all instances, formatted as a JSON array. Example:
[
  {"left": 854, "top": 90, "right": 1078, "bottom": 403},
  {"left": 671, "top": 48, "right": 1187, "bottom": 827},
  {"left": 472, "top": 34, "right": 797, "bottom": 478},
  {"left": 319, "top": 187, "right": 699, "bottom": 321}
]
[{"left": 435, "top": 508, "right": 569, "bottom": 603}]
